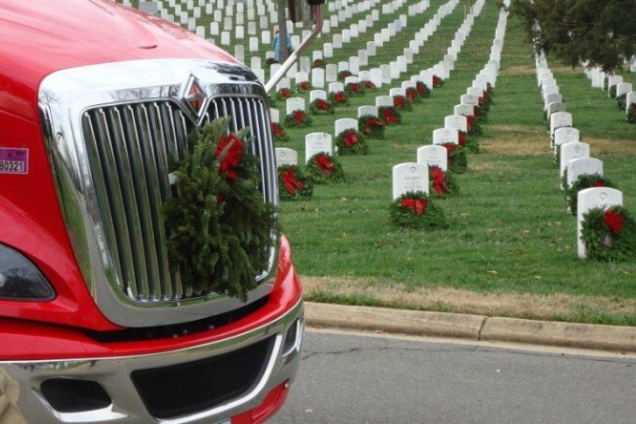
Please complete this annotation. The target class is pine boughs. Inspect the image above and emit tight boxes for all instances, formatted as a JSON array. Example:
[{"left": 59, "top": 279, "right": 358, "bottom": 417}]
[
  {"left": 433, "top": 75, "right": 445, "bottom": 88},
  {"left": 335, "top": 129, "right": 369, "bottom": 155},
  {"left": 609, "top": 84, "right": 617, "bottom": 98},
  {"left": 429, "top": 166, "right": 459, "bottom": 197},
  {"left": 345, "top": 82, "right": 365, "bottom": 97},
  {"left": 442, "top": 143, "right": 468, "bottom": 174},
  {"left": 390, "top": 191, "right": 448, "bottom": 229},
  {"left": 459, "top": 131, "right": 480, "bottom": 153},
  {"left": 406, "top": 87, "right": 421, "bottom": 104},
  {"left": 566, "top": 174, "right": 617, "bottom": 215},
  {"left": 416, "top": 82, "right": 431, "bottom": 98},
  {"left": 581, "top": 205, "right": 636, "bottom": 262},
  {"left": 309, "top": 98, "right": 335, "bottom": 115},
  {"left": 358, "top": 115, "right": 385, "bottom": 139},
  {"left": 284, "top": 110, "right": 312, "bottom": 128},
  {"left": 627, "top": 103, "right": 636, "bottom": 123},
  {"left": 270, "top": 122, "right": 288, "bottom": 142},
  {"left": 617, "top": 94, "right": 626, "bottom": 110},
  {"left": 306, "top": 153, "right": 345, "bottom": 184},
  {"left": 276, "top": 88, "right": 292, "bottom": 101},
  {"left": 393, "top": 95, "right": 412, "bottom": 111},
  {"left": 163, "top": 118, "right": 277, "bottom": 301},
  {"left": 379, "top": 106, "right": 402, "bottom": 125},
  {"left": 278, "top": 165, "right": 313, "bottom": 200},
  {"left": 296, "top": 81, "right": 311, "bottom": 92},
  {"left": 338, "top": 70, "right": 352, "bottom": 80},
  {"left": 467, "top": 116, "right": 483, "bottom": 136},
  {"left": 328, "top": 91, "right": 350, "bottom": 107},
  {"left": 363, "top": 80, "right": 378, "bottom": 91},
  {"left": 312, "top": 59, "right": 325, "bottom": 69}
]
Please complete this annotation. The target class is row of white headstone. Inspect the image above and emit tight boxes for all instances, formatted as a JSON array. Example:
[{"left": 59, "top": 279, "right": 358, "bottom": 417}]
[
  {"left": 392, "top": 0, "right": 504, "bottom": 201},
  {"left": 584, "top": 68, "right": 636, "bottom": 117},
  {"left": 536, "top": 53, "right": 624, "bottom": 259},
  {"left": 271, "top": 0, "right": 472, "bottom": 172}
]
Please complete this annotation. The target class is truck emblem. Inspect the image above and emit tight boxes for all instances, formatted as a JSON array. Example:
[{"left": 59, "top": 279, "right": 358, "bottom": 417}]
[{"left": 183, "top": 77, "right": 206, "bottom": 119}]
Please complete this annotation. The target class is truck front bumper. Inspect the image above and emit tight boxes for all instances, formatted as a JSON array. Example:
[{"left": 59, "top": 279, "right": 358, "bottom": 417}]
[{"left": 0, "top": 299, "right": 303, "bottom": 424}]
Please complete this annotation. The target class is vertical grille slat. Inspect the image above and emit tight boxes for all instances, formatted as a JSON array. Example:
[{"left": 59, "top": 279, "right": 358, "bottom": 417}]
[{"left": 81, "top": 95, "right": 275, "bottom": 304}]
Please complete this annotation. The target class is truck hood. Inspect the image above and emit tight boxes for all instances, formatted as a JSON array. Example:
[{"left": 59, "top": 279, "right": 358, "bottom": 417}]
[{"left": 0, "top": 0, "right": 238, "bottom": 121}]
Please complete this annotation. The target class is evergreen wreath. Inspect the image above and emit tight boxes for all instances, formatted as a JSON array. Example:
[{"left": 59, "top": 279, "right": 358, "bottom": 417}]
[
  {"left": 459, "top": 131, "right": 480, "bottom": 153},
  {"left": 328, "top": 91, "right": 350, "bottom": 106},
  {"left": 276, "top": 88, "right": 292, "bottom": 101},
  {"left": 486, "top": 83, "right": 494, "bottom": 95},
  {"left": 296, "top": 81, "right": 311, "bottom": 92},
  {"left": 312, "top": 58, "right": 325, "bottom": 69},
  {"left": 566, "top": 174, "right": 617, "bottom": 216},
  {"left": 270, "top": 122, "right": 288, "bottom": 142},
  {"left": 278, "top": 165, "right": 313, "bottom": 200},
  {"left": 309, "top": 98, "right": 335, "bottom": 115},
  {"left": 433, "top": 75, "right": 445, "bottom": 88},
  {"left": 468, "top": 115, "right": 483, "bottom": 136},
  {"left": 306, "top": 153, "right": 345, "bottom": 184},
  {"left": 335, "top": 129, "right": 369, "bottom": 155},
  {"left": 429, "top": 166, "right": 459, "bottom": 198},
  {"left": 358, "top": 115, "right": 385, "bottom": 139},
  {"left": 416, "top": 82, "right": 431, "bottom": 98},
  {"left": 163, "top": 118, "right": 277, "bottom": 301},
  {"left": 345, "top": 82, "right": 365, "bottom": 96},
  {"left": 474, "top": 105, "right": 488, "bottom": 122},
  {"left": 406, "top": 87, "right": 421, "bottom": 104},
  {"left": 580, "top": 205, "right": 636, "bottom": 262},
  {"left": 617, "top": 94, "right": 626, "bottom": 110},
  {"left": 284, "top": 110, "right": 312, "bottom": 128},
  {"left": 609, "top": 84, "right": 617, "bottom": 99},
  {"left": 390, "top": 191, "right": 449, "bottom": 230},
  {"left": 628, "top": 103, "right": 636, "bottom": 124},
  {"left": 363, "top": 80, "right": 378, "bottom": 91},
  {"left": 393, "top": 95, "right": 412, "bottom": 111},
  {"left": 442, "top": 143, "right": 468, "bottom": 174},
  {"left": 338, "top": 70, "right": 352, "bottom": 80},
  {"left": 379, "top": 106, "right": 402, "bottom": 125}
]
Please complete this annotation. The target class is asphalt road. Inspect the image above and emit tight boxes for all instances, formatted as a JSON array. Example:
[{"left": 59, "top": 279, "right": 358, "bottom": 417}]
[{"left": 272, "top": 329, "right": 636, "bottom": 424}]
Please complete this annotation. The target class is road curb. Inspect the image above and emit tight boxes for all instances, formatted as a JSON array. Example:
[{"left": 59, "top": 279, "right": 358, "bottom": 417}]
[{"left": 305, "top": 302, "right": 636, "bottom": 353}]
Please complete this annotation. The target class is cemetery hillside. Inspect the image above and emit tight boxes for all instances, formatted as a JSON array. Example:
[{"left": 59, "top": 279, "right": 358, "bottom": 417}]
[{"left": 122, "top": 0, "right": 636, "bottom": 326}]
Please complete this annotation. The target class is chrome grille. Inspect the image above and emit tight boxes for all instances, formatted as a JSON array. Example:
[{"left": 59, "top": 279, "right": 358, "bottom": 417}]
[{"left": 82, "top": 96, "right": 275, "bottom": 303}]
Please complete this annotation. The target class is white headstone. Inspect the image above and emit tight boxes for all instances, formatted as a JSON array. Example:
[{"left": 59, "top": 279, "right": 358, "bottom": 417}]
[
  {"left": 261, "top": 30, "right": 271, "bottom": 45},
  {"left": 221, "top": 31, "right": 230, "bottom": 45},
  {"left": 370, "top": 68, "right": 382, "bottom": 87},
  {"left": 417, "top": 145, "right": 448, "bottom": 172},
  {"left": 270, "top": 108, "right": 280, "bottom": 124},
  {"left": 460, "top": 95, "right": 479, "bottom": 106},
  {"left": 550, "top": 112, "right": 573, "bottom": 136},
  {"left": 375, "top": 95, "right": 393, "bottom": 107},
  {"left": 328, "top": 82, "right": 344, "bottom": 94},
  {"left": 444, "top": 115, "right": 468, "bottom": 133},
  {"left": 577, "top": 188, "right": 623, "bottom": 258},
  {"left": 275, "top": 148, "right": 298, "bottom": 167},
  {"left": 312, "top": 68, "right": 326, "bottom": 88},
  {"left": 554, "top": 127, "right": 581, "bottom": 149},
  {"left": 627, "top": 92, "right": 636, "bottom": 112},
  {"left": 392, "top": 163, "right": 429, "bottom": 199},
  {"left": 389, "top": 88, "right": 405, "bottom": 97},
  {"left": 305, "top": 133, "right": 333, "bottom": 162},
  {"left": 454, "top": 104, "right": 475, "bottom": 117},
  {"left": 249, "top": 37, "right": 259, "bottom": 52},
  {"left": 333, "top": 34, "right": 343, "bottom": 49},
  {"left": 310, "top": 90, "right": 327, "bottom": 102},
  {"left": 433, "top": 128, "right": 459, "bottom": 145},
  {"left": 358, "top": 105, "right": 379, "bottom": 118},
  {"left": 324, "top": 43, "right": 334, "bottom": 58},
  {"left": 286, "top": 97, "right": 306, "bottom": 115},
  {"left": 567, "top": 157, "right": 603, "bottom": 188},
  {"left": 235, "top": 25, "right": 244, "bottom": 39},
  {"left": 326, "top": 64, "right": 338, "bottom": 82},
  {"left": 547, "top": 102, "right": 567, "bottom": 119},
  {"left": 335, "top": 118, "right": 358, "bottom": 136},
  {"left": 234, "top": 45, "right": 245, "bottom": 63},
  {"left": 560, "top": 142, "right": 590, "bottom": 179},
  {"left": 544, "top": 93, "right": 563, "bottom": 110},
  {"left": 295, "top": 71, "right": 309, "bottom": 84},
  {"left": 617, "top": 82, "right": 632, "bottom": 97}
]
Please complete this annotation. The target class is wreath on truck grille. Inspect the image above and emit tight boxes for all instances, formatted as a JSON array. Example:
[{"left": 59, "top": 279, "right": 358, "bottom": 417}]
[{"left": 163, "top": 117, "right": 277, "bottom": 301}]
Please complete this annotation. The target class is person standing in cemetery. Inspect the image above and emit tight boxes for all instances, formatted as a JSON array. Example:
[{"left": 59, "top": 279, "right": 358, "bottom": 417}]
[{"left": 273, "top": 28, "right": 293, "bottom": 61}]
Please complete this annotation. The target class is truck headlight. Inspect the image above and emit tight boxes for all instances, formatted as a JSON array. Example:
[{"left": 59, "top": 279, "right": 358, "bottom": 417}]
[{"left": 0, "top": 243, "right": 55, "bottom": 300}]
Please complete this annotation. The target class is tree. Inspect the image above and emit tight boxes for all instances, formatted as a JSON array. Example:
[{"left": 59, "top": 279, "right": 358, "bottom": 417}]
[
  {"left": 277, "top": 0, "right": 290, "bottom": 62},
  {"left": 511, "top": 0, "right": 636, "bottom": 72}
]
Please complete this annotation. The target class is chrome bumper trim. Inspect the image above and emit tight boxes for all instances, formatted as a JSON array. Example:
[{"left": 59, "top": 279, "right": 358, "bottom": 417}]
[{"left": 0, "top": 300, "right": 303, "bottom": 424}]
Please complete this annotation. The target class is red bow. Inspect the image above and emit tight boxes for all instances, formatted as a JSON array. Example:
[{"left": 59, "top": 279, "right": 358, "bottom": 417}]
[
  {"left": 401, "top": 198, "right": 427, "bottom": 216},
  {"left": 407, "top": 89, "right": 416, "bottom": 103},
  {"left": 294, "top": 110, "right": 305, "bottom": 126},
  {"left": 592, "top": 180, "right": 605, "bottom": 188},
  {"left": 315, "top": 154, "right": 334, "bottom": 174},
  {"left": 280, "top": 88, "right": 291, "bottom": 98},
  {"left": 316, "top": 99, "right": 330, "bottom": 111},
  {"left": 362, "top": 118, "right": 385, "bottom": 134},
  {"left": 215, "top": 134, "right": 243, "bottom": 180},
  {"left": 382, "top": 108, "right": 399, "bottom": 124},
  {"left": 281, "top": 168, "right": 304, "bottom": 195},
  {"left": 343, "top": 132, "right": 358, "bottom": 148},
  {"left": 335, "top": 92, "right": 347, "bottom": 103},
  {"left": 458, "top": 132, "right": 466, "bottom": 146},
  {"left": 350, "top": 83, "right": 360, "bottom": 93},
  {"left": 431, "top": 167, "right": 447, "bottom": 195},
  {"left": 300, "top": 81, "right": 310, "bottom": 90},
  {"left": 605, "top": 210, "right": 624, "bottom": 234},
  {"left": 466, "top": 115, "right": 473, "bottom": 131},
  {"left": 394, "top": 96, "right": 405, "bottom": 108},
  {"left": 364, "top": 81, "right": 376, "bottom": 89},
  {"left": 271, "top": 122, "right": 286, "bottom": 138}
]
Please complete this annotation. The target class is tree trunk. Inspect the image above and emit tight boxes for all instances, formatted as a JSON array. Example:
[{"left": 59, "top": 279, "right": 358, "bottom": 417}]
[{"left": 277, "top": 0, "right": 290, "bottom": 62}]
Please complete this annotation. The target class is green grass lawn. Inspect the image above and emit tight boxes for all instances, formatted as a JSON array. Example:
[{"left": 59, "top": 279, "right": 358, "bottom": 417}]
[{"left": 121, "top": 0, "right": 636, "bottom": 324}]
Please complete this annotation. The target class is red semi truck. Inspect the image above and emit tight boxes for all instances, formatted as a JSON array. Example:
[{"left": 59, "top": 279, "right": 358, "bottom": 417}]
[{"left": 0, "top": 0, "right": 322, "bottom": 422}]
